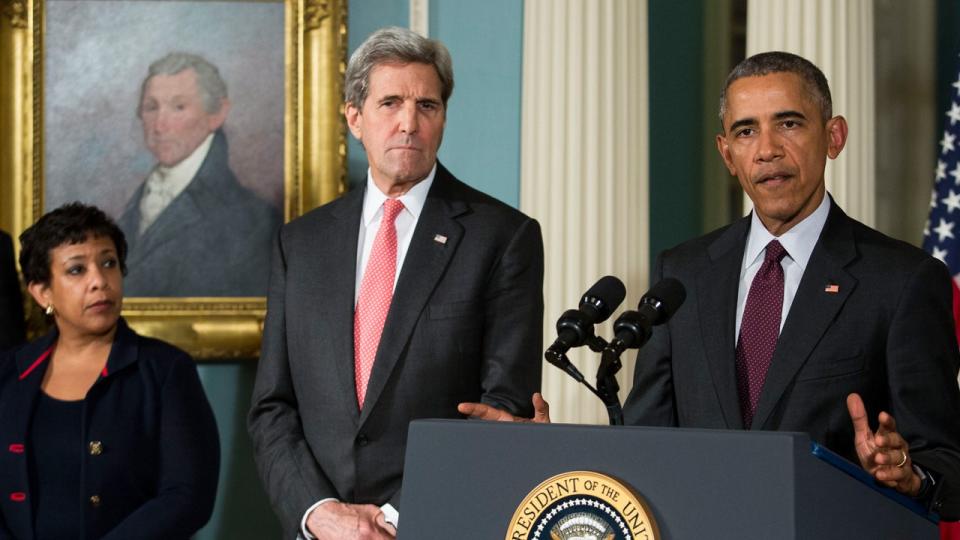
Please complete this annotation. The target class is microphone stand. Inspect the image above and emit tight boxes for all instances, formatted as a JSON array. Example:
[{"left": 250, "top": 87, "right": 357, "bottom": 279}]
[
  {"left": 543, "top": 335, "right": 610, "bottom": 407},
  {"left": 596, "top": 346, "right": 624, "bottom": 425}
]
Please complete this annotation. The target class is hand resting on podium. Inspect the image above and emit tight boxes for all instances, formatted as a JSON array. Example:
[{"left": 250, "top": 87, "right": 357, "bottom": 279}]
[{"left": 458, "top": 392, "right": 552, "bottom": 423}]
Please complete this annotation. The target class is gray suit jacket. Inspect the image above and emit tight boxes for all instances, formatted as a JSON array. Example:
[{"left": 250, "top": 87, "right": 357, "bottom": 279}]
[
  {"left": 624, "top": 200, "right": 960, "bottom": 518},
  {"left": 248, "top": 164, "right": 544, "bottom": 537},
  {"left": 118, "top": 130, "right": 280, "bottom": 297}
]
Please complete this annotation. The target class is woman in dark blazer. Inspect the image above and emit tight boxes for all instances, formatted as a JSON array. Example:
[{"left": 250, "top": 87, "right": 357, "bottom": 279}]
[{"left": 0, "top": 203, "right": 219, "bottom": 539}]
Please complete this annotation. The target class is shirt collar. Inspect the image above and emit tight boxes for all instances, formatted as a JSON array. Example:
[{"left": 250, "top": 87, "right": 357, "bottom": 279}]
[
  {"left": 361, "top": 163, "right": 436, "bottom": 226},
  {"left": 743, "top": 193, "right": 831, "bottom": 272}
]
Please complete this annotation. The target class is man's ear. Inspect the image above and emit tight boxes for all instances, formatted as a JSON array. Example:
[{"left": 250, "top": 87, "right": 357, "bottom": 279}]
[
  {"left": 826, "top": 115, "right": 848, "bottom": 160},
  {"left": 345, "top": 101, "right": 363, "bottom": 140},
  {"left": 207, "top": 98, "right": 231, "bottom": 131},
  {"left": 716, "top": 133, "right": 737, "bottom": 176}
]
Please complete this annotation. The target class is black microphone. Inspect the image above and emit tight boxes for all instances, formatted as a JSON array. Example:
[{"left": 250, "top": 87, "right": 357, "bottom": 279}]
[
  {"left": 544, "top": 276, "right": 625, "bottom": 384},
  {"left": 609, "top": 278, "right": 686, "bottom": 353},
  {"left": 547, "top": 276, "right": 626, "bottom": 354}
]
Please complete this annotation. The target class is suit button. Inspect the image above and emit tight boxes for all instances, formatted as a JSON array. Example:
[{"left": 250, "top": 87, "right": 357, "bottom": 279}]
[
  {"left": 88, "top": 441, "right": 103, "bottom": 456},
  {"left": 357, "top": 434, "right": 369, "bottom": 447},
  {"left": 89, "top": 495, "right": 101, "bottom": 508}
]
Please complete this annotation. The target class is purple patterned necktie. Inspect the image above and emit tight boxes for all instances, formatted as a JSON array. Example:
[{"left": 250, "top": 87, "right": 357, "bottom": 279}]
[{"left": 736, "top": 239, "right": 787, "bottom": 428}]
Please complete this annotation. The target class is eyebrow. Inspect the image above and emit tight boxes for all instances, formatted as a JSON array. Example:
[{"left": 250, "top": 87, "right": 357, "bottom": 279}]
[
  {"left": 728, "top": 110, "right": 808, "bottom": 132},
  {"left": 61, "top": 249, "right": 115, "bottom": 263}
]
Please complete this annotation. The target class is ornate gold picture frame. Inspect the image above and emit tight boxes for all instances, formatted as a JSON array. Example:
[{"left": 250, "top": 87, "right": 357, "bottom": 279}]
[{"left": 0, "top": 0, "right": 347, "bottom": 359}]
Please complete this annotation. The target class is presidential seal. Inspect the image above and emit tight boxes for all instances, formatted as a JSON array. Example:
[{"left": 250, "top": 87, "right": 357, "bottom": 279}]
[{"left": 505, "top": 471, "right": 658, "bottom": 540}]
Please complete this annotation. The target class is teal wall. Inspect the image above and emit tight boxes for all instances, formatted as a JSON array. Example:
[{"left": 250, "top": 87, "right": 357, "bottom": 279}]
[
  {"left": 195, "top": 364, "right": 280, "bottom": 538},
  {"left": 431, "top": 0, "right": 524, "bottom": 207}
]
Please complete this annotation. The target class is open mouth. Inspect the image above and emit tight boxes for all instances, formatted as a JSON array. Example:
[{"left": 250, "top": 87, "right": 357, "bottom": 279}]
[{"left": 756, "top": 172, "right": 794, "bottom": 185}]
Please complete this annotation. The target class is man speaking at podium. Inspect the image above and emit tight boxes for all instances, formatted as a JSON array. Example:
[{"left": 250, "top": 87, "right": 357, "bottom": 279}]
[
  {"left": 249, "top": 27, "right": 544, "bottom": 539},
  {"left": 462, "top": 52, "right": 960, "bottom": 519}
]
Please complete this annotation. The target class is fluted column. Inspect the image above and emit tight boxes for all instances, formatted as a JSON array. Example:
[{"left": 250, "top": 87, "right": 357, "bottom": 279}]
[
  {"left": 745, "top": 0, "right": 875, "bottom": 226},
  {"left": 521, "top": 0, "right": 648, "bottom": 424}
]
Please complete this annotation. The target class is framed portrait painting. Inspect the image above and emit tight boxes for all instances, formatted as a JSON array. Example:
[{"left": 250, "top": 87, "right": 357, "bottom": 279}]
[{"left": 0, "top": 0, "right": 347, "bottom": 358}]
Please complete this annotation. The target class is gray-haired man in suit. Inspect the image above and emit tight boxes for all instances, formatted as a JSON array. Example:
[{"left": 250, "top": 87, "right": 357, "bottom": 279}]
[
  {"left": 118, "top": 52, "right": 279, "bottom": 297},
  {"left": 248, "top": 27, "right": 544, "bottom": 539}
]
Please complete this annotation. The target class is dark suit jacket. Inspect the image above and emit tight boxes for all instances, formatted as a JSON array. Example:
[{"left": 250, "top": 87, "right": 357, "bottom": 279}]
[
  {"left": 0, "top": 232, "right": 24, "bottom": 352},
  {"left": 248, "top": 163, "right": 544, "bottom": 537},
  {"left": 0, "top": 319, "right": 220, "bottom": 539},
  {"left": 118, "top": 129, "right": 280, "bottom": 297},
  {"left": 624, "top": 200, "right": 960, "bottom": 518}
]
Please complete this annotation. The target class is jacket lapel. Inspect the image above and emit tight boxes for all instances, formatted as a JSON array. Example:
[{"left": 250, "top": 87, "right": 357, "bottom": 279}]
[
  {"left": 322, "top": 189, "right": 365, "bottom": 421},
  {"left": 752, "top": 203, "right": 858, "bottom": 430},
  {"left": 128, "top": 190, "right": 205, "bottom": 266},
  {"left": 358, "top": 168, "right": 466, "bottom": 426},
  {"left": 698, "top": 216, "right": 750, "bottom": 429}
]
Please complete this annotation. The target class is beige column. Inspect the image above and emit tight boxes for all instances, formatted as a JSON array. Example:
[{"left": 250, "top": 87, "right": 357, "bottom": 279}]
[
  {"left": 745, "top": 0, "right": 875, "bottom": 225},
  {"left": 521, "top": 0, "right": 648, "bottom": 424}
]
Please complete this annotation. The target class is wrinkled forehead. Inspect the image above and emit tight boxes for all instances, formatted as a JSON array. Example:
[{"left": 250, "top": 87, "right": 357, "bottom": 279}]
[{"left": 721, "top": 72, "right": 819, "bottom": 127}]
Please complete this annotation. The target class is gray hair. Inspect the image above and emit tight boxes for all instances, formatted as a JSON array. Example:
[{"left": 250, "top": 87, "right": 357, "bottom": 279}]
[
  {"left": 718, "top": 51, "right": 832, "bottom": 128},
  {"left": 138, "top": 52, "right": 228, "bottom": 116},
  {"left": 345, "top": 27, "right": 454, "bottom": 108}
]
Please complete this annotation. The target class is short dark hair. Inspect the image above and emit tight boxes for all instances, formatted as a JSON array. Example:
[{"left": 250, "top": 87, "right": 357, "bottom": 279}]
[
  {"left": 719, "top": 51, "right": 833, "bottom": 127},
  {"left": 19, "top": 202, "right": 128, "bottom": 285}
]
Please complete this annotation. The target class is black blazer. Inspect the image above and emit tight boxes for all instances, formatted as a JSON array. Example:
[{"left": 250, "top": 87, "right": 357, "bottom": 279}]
[
  {"left": 625, "top": 200, "right": 960, "bottom": 518},
  {"left": 0, "top": 319, "right": 220, "bottom": 539},
  {"left": 248, "top": 163, "right": 544, "bottom": 537},
  {"left": 0, "top": 231, "right": 24, "bottom": 352}
]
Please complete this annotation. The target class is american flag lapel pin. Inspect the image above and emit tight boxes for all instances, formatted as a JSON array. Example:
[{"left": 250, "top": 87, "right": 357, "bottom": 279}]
[
  {"left": 433, "top": 234, "right": 448, "bottom": 245},
  {"left": 824, "top": 283, "right": 840, "bottom": 294}
]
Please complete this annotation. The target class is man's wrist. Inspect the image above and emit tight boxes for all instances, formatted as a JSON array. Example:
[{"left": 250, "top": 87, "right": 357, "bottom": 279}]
[{"left": 301, "top": 498, "right": 338, "bottom": 539}]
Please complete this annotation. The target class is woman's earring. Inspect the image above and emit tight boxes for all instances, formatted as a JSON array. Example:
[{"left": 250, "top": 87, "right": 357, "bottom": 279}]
[{"left": 44, "top": 304, "right": 54, "bottom": 316}]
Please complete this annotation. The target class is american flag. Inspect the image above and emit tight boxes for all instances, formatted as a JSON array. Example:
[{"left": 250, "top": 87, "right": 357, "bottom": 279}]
[
  {"left": 923, "top": 60, "right": 960, "bottom": 347},
  {"left": 926, "top": 56, "right": 960, "bottom": 540}
]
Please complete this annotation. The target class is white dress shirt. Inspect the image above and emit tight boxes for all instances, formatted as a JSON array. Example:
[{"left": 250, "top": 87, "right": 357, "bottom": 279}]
[
  {"left": 354, "top": 164, "right": 436, "bottom": 303},
  {"left": 735, "top": 194, "right": 831, "bottom": 341}
]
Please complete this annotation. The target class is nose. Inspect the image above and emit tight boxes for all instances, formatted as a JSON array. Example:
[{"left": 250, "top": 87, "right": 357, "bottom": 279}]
[
  {"left": 150, "top": 108, "right": 171, "bottom": 134},
  {"left": 398, "top": 102, "right": 419, "bottom": 135},
  {"left": 755, "top": 129, "right": 784, "bottom": 162},
  {"left": 88, "top": 265, "right": 108, "bottom": 291}
]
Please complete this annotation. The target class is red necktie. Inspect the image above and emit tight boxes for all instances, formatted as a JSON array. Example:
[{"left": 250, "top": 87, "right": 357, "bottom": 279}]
[
  {"left": 354, "top": 199, "right": 404, "bottom": 409},
  {"left": 736, "top": 239, "right": 787, "bottom": 428}
]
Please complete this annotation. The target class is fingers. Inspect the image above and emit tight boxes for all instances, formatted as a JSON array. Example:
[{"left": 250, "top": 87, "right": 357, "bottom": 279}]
[
  {"left": 374, "top": 512, "right": 397, "bottom": 537},
  {"left": 875, "top": 410, "right": 898, "bottom": 438},
  {"left": 457, "top": 402, "right": 516, "bottom": 421},
  {"left": 845, "top": 393, "right": 871, "bottom": 436},
  {"left": 532, "top": 392, "right": 551, "bottom": 423}
]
